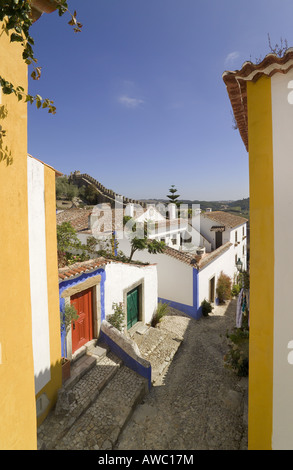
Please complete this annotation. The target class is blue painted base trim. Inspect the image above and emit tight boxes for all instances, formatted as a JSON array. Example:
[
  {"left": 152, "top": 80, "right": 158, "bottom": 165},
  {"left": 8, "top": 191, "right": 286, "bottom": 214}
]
[
  {"left": 158, "top": 297, "right": 201, "bottom": 320},
  {"left": 158, "top": 267, "right": 202, "bottom": 320},
  {"left": 100, "top": 330, "right": 152, "bottom": 390}
]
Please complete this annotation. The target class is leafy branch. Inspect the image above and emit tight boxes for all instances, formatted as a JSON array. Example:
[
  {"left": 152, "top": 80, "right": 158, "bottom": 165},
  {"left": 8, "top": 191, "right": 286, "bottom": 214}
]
[{"left": 0, "top": 0, "right": 82, "bottom": 113}]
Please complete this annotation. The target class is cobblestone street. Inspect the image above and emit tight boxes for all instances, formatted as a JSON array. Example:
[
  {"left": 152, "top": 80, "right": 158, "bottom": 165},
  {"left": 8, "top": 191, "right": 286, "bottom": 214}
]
[
  {"left": 116, "top": 300, "right": 248, "bottom": 451},
  {"left": 38, "top": 299, "right": 248, "bottom": 451}
]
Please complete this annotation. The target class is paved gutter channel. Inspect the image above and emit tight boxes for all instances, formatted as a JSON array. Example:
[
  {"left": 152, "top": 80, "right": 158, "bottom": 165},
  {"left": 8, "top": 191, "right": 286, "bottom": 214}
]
[{"left": 38, "top": 299, "right": 248, "bottom": 451}]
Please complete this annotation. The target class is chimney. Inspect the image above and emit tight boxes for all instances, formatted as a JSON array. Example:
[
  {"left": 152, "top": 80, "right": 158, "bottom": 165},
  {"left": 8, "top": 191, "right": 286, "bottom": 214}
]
[
  {"left": 167, "top": 203, "right": 177, "bottom": 220},
  {"left": 125, "top": 203, "right": 134, "bottom": 218}
]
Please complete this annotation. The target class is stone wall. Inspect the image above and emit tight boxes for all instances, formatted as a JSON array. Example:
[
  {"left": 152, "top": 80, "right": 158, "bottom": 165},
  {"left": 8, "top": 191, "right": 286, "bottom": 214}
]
[
  {"left": 69, "top": 172, "right": 147, "bottom": 209},
  {"left": 100, "top": 320, "right": 152, "bottom": 389}
]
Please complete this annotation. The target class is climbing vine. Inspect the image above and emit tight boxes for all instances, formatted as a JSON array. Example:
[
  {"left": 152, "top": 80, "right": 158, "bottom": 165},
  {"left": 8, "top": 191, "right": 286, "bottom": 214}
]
[{"left": 0, "top": 0, "right": 82, "bottom": 113}]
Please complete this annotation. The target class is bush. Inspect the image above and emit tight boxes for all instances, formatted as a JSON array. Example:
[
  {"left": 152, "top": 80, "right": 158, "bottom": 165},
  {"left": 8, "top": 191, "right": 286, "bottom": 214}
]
[
  {"left": 238, "top": 270, "right": 250, "bottom": 289},
  {"left": 201, "top": 299, "right": 213, "bottom": 317},
  {"left": 151, "top": 302, "right": 169, "bottom": 327},
  {"left": 231, "top": 283, "right": 241, "bottom": 297},
  {"left": 107, "top": 302, "right": 125, "bottom": 332},
  {"left": 224, "top": 327, "right": 249, "bottom": 377},
  {"left": 216, "top": 271, "right": 232, "bottom": 304}
]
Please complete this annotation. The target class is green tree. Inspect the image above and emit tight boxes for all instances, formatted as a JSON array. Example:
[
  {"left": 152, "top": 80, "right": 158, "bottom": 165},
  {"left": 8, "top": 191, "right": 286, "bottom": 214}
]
[
  {"left": 167, "top": 185, "right": 180, "bottom": 207},
  {"left": 56, "top": 176, "right": 78, "bottom": 200},
  {"left": 126, "top": 220, "right": 165, "bottom": 262},
  {"left": 84, "top": 185, "right": 99, "bottom": 204},
  {"left": 57, "top": 221, "right": 89, "bottom": 266}
]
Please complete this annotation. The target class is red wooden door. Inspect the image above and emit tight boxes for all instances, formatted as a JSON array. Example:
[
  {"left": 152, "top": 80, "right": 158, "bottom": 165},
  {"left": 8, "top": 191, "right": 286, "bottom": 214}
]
[{"left": 70, "top": 287, "right": 93, "bottom": 354}]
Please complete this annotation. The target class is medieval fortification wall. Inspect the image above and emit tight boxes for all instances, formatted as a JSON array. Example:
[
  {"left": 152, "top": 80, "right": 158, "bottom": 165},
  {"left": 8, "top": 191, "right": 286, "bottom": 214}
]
[{"left": 69, "top": 171, "right": 147, "bottom": 208}]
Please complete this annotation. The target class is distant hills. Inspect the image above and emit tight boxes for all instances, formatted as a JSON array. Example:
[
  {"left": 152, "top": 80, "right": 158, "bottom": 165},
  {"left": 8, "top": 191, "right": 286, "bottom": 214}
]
[
  {"left": 56, "top": 173, "right": 249, "bottom": 220},
  {"left": 140, "top": 197, "right": 250, "bottom": 219}
]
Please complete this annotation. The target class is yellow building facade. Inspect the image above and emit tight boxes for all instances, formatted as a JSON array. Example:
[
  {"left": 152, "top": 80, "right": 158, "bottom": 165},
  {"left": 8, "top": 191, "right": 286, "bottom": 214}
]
[
  {"left": 0, "top": 4, "right": 62, "bottom": 450},
  {"left": 223, "top": 49, "right": 293, "bottom": 450}
]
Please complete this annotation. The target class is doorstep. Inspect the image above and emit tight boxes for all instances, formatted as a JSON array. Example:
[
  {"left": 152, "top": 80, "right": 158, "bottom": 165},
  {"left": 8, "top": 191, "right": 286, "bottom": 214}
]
[{"left": 127, "top": 321, "right": 149, "bottom": 338}]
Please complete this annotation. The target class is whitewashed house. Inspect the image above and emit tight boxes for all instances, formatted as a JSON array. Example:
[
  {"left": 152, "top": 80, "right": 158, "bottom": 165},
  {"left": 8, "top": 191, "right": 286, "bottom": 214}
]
[
  {"left": 58, "top": 203, "right": 247, "bottom": 321},
  {"left": 123, "top": 202, "right": 211, "bottom": 253},
  {"left": 58, "top": 258, "right": 158, "bottom": 359},
  {"left": 194, "top": 210, "right": 248, "bottom": 271},
  {"left": 120, "top": 207, "right": 248, "bottom": 319}
]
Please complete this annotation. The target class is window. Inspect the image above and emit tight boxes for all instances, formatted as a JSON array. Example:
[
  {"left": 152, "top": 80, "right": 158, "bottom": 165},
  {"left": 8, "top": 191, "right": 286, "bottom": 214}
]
[{"left": 235, "top": 231, "right": 238, "bottom": 243}]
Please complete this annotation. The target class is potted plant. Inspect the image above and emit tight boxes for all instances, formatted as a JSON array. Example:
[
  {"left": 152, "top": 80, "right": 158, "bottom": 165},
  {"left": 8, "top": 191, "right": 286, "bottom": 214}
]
[
  {"left": 201, "top": 299, "right": 213, "bottom": 317},
  {"left": 60, "top": 303, "right": 79, "bottom": 383},
  {"left": 216, "top": 271, "right": 232, "bottom": 304}
]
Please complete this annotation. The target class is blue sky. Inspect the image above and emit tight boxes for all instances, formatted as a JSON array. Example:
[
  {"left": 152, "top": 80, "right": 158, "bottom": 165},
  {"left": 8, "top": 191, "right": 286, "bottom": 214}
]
[{"left": 27, "top": 0, "right": 293, "bottom": 201}]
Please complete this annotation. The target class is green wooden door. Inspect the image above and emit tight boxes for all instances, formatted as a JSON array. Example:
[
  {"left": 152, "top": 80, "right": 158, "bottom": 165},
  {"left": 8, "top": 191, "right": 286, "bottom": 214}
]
[{"left": 127, "top": 287, "right": 139, "bottom": 329}]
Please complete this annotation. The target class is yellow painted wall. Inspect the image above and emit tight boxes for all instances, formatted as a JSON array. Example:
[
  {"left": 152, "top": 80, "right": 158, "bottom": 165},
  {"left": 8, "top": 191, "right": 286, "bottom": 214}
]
[
  {"left": 0, "top": 33, "right": 37, "bottom": 448},
  {"left": 247, "top": 76, "right": 274, "bottom": 450},
  {"left": 35, "top": 166, "right": 62, "bottom": 427}
]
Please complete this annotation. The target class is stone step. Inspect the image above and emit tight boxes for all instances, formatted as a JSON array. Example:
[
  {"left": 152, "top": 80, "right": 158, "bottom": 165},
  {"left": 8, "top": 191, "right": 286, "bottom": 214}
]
[
  {"left": 131, "top": 326, "right": 183, "bottom": 385},
  {"left": 63, "top": 354, "right": 97, "bottom": 391},
  {"left": 37, "top": 351, "right": 123, "bottom": 450},
  {"left": 53, "top": 365, "right": 149, "bottom": 450}
]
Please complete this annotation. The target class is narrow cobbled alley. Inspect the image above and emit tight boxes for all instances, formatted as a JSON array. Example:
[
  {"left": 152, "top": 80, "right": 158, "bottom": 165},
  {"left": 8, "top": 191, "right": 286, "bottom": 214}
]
[
  {"left": 116, "top": 299, "right": 248, "bottom": 451},
  {"left": 38, "top": 299, "right": 248, "bottom": 451}
]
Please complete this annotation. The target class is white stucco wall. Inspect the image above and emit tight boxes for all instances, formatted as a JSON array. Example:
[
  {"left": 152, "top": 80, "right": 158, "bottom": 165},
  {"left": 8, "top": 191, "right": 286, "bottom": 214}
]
[
  {"left": 196, "top": 215, "right": 214, "bottom": 246},
  {"left": 134, "top": 205, "right": 166, "bottom": 223},
  {"left": 198, "top": 245, "right": 237, "bottom": 306},
  {"left": 271, "top": 68, "right": 293, "bottom": 449},
  {"left": 104, "top": 261, "right": 158, "bottom": 326},
  {"left": 195, "top": 215, "right": 247, "bottom": 270},
  {"left": 27, "top": 156, "right": 51, "bottom": 394},
  {"left": 228, "top": 225, "right": 247, "bottom": 272},
  {"left": 118, "top": 237, "right": 194, "bottom": 307}
]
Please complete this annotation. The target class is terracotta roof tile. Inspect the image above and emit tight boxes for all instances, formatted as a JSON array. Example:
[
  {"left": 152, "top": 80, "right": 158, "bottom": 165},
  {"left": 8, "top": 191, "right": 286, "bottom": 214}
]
[
  {"left": 30, "top": 0, "right": 57, "bottom": 22},
  {"left": 203, "top": 211, "right": 247, "bottom": 228},
  {"left": 163, "top": 242, "right": 233, "bottom": 270},
  {"left": 56, "top": 208, "right": 91, "bottom": 231},
  {"left": 58, "top": 257, "right": 157, "bottom": 281},
  {"left": 163, "top": 246, "right": 200, "bottom": 266},
  {"left": 58, "top": 258, "right": 108, "bottom": 281},
  {"left": 222, "top": 48, "right": 293, "bottom": 150},
  {"left": 197, "top": 242, "right": 232, "bottom": 269}
]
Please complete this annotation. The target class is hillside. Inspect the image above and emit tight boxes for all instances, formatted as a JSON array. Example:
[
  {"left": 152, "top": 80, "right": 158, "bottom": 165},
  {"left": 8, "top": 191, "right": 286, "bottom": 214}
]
[{"left": 56, "top": 174, "right": 249, "bottom": 219}]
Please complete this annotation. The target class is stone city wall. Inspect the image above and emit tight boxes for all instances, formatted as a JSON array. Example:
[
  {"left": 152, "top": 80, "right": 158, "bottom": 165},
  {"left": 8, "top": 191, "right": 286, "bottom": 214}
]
[{"left": 70, "top": 172, "right": 147, "bottom": 209}]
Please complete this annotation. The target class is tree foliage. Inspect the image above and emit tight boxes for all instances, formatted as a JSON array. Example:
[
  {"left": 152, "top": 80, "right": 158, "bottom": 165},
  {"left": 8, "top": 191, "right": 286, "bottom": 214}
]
[
  {"left": 126, "top": 219, "right": 165, "bottom": 262},
  {"left": 55, "top": 176, "right": 100, "bottom": 204},
  {"left": 166, "top": 185, "right": 180, "bottom": 206},
  {"left": 56, "top": 176, "right": 78, "bottom": 200},
  {"left": 57, "top": 221, "right": 90, "bottom": 267}
]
